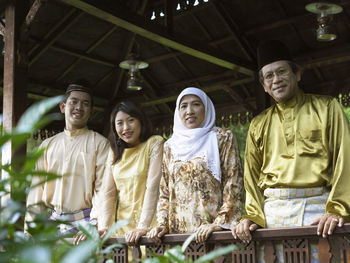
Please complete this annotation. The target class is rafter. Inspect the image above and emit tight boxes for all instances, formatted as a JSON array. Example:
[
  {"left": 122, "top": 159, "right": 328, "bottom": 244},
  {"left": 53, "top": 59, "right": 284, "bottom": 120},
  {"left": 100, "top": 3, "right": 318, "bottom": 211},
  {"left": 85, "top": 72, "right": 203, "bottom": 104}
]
[
  {"left": 55, "top": 24, "right": 118, "bottom": 82},
  {"left": 222, "top": 85, "right": 256, "bottom": 113},
  {"left": 140, "top": 77, "right": 254, "bottom": 107},
  {"left": 20, "top": 0, "right": 46, "bottom": 40},
  {"left": 57, "top": 0, "right": 255, "bottom": 76},
  {"left": 0, "top": 18, "right": 5, "bottom": 36},
  {"left": 29, "top": 9, "right": 83, "bottom": 66},
  {"left": 211, "top": 1, "right": 254, "bottom": 61}
]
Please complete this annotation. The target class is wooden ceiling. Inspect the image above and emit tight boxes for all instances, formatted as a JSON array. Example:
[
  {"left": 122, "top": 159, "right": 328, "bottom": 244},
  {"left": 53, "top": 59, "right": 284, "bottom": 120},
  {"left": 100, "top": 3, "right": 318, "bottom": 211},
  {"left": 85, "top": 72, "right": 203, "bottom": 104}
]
[{"left": 1, "top": 0, "right": 350, "bottom": 134}]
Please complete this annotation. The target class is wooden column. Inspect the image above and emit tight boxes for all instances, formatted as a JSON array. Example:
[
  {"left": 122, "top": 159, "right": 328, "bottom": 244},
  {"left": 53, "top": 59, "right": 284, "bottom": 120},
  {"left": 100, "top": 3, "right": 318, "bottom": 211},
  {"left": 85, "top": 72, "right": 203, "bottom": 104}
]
[{"left": 2, "top": 0, "right": 29, "bottom": 205}]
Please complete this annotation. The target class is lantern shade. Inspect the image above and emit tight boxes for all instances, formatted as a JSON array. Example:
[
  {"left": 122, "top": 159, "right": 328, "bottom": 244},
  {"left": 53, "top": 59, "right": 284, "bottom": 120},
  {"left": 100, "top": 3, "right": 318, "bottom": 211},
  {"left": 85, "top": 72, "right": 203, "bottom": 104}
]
[{"left": 119, "top": 54, "right": 149, "bottom": 90}]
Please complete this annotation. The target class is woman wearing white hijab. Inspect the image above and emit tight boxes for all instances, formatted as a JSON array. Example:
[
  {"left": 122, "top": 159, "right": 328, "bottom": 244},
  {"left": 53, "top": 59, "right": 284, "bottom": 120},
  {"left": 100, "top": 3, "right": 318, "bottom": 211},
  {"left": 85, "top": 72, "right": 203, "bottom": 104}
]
[{"left": 149, "top": 87, "right": 244, "bottom": 243}]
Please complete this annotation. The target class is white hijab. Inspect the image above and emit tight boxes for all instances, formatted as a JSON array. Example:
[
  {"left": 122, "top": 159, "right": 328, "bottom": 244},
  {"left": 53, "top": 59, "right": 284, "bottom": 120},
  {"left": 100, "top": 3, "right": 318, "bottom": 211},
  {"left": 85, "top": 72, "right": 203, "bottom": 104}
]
[{"left": 167, "top": 87, "right": 221, "bottom": 182}]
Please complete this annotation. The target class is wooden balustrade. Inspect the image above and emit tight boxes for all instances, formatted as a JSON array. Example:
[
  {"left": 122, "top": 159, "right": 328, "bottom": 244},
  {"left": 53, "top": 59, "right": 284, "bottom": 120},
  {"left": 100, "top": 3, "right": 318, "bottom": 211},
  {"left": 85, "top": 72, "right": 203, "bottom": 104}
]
[{"left": 103, "top": 223, "right": 350, "bottom": 263}]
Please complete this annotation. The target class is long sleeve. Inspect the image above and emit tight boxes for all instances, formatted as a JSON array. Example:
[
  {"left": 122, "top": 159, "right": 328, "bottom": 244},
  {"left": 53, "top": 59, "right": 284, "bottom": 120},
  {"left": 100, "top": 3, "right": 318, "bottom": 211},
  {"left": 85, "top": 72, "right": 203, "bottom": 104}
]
[
  {"left": 98, "top": 149, "right": 118, "bottom": 230},
  {"left": 326, "top": 99, "right": 350, "bottom": 221},
  {"left": 137, "top": 137, "right": 164, "bottom": 230},
  {"left": 242, "top": 122, "right": 266, "bottom": 228},
  {"left": 213, "top": 129, "right": 244, "bottom": 229},
  {"left": 90, "top": 138, "right": 110, "bottom": 221},
  {"left": 156, "top": 143, "right": 171, "bottom": 229},
  {"left": 25, "top": 142, "right": 48, "bottom": 224}
]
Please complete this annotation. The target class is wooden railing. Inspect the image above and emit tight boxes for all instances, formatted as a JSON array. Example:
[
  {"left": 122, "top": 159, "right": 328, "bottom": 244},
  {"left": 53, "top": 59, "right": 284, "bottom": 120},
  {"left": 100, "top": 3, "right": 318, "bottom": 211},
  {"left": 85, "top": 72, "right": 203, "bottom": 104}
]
[{"left": 104, "top": 223, "right": 350, "bottom": 263}]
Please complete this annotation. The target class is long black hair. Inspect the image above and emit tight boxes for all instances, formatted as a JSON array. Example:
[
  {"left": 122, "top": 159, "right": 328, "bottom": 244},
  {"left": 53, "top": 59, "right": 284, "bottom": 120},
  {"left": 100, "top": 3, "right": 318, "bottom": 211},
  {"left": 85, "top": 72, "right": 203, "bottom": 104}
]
[{"left": 109, "top": 101, "right": 153, "bottom": 164}]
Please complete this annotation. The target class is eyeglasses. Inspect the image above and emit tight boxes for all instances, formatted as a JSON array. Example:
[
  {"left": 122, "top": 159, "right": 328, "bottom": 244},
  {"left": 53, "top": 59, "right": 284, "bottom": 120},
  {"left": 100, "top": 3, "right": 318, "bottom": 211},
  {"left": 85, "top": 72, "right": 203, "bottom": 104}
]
[{"left": 263, "top": 68, "right": 290, "bottom": 82}]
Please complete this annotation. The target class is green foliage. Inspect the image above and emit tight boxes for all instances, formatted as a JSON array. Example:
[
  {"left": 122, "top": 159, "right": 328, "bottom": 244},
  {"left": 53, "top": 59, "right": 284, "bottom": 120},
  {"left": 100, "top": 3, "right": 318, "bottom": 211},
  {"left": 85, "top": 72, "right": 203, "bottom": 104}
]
[
  {"left": 143, "top": 233, "right": 239, "bottom": 263},
  {"left": 338, "top": 93, "right": 350, "bottom": 122},
  {"left": 0, "top": 96, "right": 123, "bottom": 263}
]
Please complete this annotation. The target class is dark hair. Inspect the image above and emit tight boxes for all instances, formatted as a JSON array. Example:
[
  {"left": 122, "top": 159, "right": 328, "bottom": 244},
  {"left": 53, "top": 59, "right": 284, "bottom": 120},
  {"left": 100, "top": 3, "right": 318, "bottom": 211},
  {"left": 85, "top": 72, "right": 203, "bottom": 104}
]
[
  {"left": 258, "top": 61, "right": 302, "bottom": 85},
  {"left": 64, "top": 79, "right": 94, "bottom": 108},
  {"left": 109, "top": 101, "right": 153, "bottom": 164}
]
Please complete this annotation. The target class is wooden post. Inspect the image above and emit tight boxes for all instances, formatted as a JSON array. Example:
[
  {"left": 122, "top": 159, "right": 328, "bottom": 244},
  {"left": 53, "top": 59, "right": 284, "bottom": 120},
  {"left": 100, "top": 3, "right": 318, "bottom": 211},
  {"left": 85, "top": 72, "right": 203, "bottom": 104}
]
[{"left": 2, "top": 0, "right": 29, "bottom": 205}]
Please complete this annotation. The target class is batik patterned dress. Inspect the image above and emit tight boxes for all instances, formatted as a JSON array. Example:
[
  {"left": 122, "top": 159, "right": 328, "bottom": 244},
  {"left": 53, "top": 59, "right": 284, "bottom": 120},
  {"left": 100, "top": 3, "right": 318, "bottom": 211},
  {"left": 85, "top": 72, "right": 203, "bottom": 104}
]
[{"left": 157, "top": 127, "right": 244, "bottom": 233}]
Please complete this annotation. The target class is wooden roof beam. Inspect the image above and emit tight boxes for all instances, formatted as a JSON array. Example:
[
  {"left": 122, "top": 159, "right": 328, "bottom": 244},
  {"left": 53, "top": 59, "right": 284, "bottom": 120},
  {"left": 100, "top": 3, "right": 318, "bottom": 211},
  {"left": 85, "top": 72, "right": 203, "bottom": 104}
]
[
  {"left": 57, "top": 0, "right": 255, "bottom": 76},
  {"left": 0, "top": 18, "right": 5, "bottom": 36},
  {"left": 140, "top": 77, "right": 254, "bottom": 107},
  {"left": 20, "top": 0, "right": 46, "bottom": 40}
]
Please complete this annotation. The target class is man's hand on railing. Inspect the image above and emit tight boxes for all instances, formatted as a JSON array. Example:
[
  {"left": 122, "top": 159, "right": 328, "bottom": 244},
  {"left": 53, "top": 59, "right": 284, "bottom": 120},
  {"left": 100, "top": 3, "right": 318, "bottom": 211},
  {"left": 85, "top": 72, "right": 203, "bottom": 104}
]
[
  {"left": 148, "top": 226, "right": 168, "bottom": 245},
  {"left": 231, "top": 219, "right": 258, "bottom": 243},
  {"left": 73, "top": 229, "right": 107, "bottom": 245},
  {"left": 195, "top": 224, "right": 222, "bottom": 243},
  {"left": 310, "top": 213, "right": 344, "bottom": 238},
  {"left": 125, "top": 229, "right": 147, "bottom": 245}
]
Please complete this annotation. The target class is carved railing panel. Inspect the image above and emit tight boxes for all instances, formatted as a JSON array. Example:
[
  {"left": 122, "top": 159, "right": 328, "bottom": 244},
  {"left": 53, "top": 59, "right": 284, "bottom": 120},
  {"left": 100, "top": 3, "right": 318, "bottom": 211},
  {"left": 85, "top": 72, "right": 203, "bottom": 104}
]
[
  {"left": 232, "top": 241, "right": 256, "bottom": 263},
  {"left": 185, "top": 242, "right": 209, "bottom": 261},
  {"left": 282, "top": 239, "right": 309, "bottom": 263},
  {"left": 146, "top": 244, "right": 165, "bottom": 258},
  {"left": 111, "top": 246, "right": 128, "bottom": 263},
  {"left": 99, "top": 224, "right": 350, "bottom": 263}
]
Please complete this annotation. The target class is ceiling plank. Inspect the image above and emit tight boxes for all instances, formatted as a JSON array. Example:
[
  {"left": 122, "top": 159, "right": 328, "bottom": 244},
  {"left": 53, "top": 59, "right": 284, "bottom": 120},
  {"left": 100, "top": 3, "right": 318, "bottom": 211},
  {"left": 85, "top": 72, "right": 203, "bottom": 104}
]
[
  {"left": 57, "top": 0, "right": 255, "bottom": 76},
  {"left": 55, "top": 24, "right": 118, "bottom": 82}
]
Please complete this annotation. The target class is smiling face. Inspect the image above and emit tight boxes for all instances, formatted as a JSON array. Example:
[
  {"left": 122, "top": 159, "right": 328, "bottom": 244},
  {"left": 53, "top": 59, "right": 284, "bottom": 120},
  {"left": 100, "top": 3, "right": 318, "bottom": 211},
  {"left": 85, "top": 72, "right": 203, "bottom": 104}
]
[
  {"left": 261, "top": 60, "right": 300, "bottom": 104},
  {"left": 59, "top": 91, "right": 92, "bottom": 130},
  {"left": 115, "top": 111, "right": 141, "bottom": 147},
  {"left": 178, "top": 94, "right": 205, "bottom": 129}
]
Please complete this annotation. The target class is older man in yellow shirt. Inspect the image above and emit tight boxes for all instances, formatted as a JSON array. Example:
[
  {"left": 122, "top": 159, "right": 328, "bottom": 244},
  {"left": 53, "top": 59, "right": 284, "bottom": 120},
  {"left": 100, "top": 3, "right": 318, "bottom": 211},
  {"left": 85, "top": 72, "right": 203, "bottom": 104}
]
[
  {"left": 232, "top": 40, "right": 350, "bottom": 262},
  {"left": 25, "top": 81, "right": 110, "bottom": 235}
]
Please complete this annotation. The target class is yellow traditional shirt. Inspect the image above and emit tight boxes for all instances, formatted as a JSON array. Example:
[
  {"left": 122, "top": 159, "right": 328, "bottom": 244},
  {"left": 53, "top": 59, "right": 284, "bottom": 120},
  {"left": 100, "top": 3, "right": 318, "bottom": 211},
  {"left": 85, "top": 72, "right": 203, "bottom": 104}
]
[
  {"left": 98, "top": 135, "right": 164, "bottom": 235},
  {"left": 157, "top": 127, "right": 244, "bottom": 233},
  {"left": 243, "top": 90, "right": 350, "bottom": 227},
  {"left": 26, "top": 127, "right": 110, "bottom": 222}
]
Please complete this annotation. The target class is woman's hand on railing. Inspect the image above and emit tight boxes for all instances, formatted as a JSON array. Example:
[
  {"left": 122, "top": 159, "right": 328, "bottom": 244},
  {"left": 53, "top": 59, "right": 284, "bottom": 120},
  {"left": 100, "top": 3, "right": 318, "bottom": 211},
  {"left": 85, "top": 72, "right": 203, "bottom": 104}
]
[
  {"left": 195, "top": 224, "right": 222, "bottom": 243},
  {"left": 311, "top": 213, "right": 344, "bottom": 238},
  {"left": 125, "top": 229, "right": 147, "bottom": 245},
  {"left": 231, "top": 219, "right": 258, "bottom": 243},
  {"left": 148, "top": 226, "right": 168, "bottom": 245}
]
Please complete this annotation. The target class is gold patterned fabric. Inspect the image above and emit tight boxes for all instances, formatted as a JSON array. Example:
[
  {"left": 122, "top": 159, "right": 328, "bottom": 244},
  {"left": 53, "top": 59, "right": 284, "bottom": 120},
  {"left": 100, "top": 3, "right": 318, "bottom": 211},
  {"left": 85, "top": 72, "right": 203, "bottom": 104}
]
[
  {"left": 26, "top": 127, "right": 110, "bottom": 222},
  {"left": 157, "top": 127, "right": 244, "bottom": 233},
  {"left": 243, "top": 90, "right": 350, "bottom": 227},
  {"left": 98, "top": 135, "right": 164, "bottom": 235}
]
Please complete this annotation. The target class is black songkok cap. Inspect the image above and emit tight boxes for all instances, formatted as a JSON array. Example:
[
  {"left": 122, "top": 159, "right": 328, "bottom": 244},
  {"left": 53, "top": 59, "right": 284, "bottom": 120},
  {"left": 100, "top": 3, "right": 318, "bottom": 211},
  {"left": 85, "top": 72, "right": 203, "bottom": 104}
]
[
  {"left": 257, "top": 40, "right": 292, "bottom": 70},
  {"left": 65, "top": 79, "right": 93, "bottom": 98}
]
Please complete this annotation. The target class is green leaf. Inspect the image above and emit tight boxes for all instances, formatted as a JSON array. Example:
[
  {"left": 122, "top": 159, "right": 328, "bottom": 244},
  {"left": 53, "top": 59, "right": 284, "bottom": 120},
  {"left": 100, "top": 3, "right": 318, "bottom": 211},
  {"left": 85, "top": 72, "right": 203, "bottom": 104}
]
[
  {"left": 181, "top": 233, "right": 196, "bottom": 252},
  {"left": 20, "top": 246, "right": 52, "bottom": 263},
  {"left": 60, "top": 239, "right": 97, "bottom": 263},
  {"left": 143, "top": 249, "right": 169, "bottom": 263},
  {"left": 194, "top": 244, "right": 239, "bottom": 263},
  {"left": 77, "top": 221, "right": 100, "bottom": 242},
  {"left": 15, "top": 95, "right": 64, "bottom": 134},
  {"left": 101, "top": 220, "right": 129, "bottom": 244},
  {"left": 164, "top": 246, "right": 186, "bottom": 263},
  {"left": 100, "top": 243, "right": 123, "bottom": 254}
]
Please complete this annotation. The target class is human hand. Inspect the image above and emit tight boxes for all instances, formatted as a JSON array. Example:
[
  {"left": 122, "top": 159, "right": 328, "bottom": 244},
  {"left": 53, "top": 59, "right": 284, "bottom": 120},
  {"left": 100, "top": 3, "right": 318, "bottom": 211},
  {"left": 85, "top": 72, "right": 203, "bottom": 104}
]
[
  {"left": 125, "top": 229, "right": 147, "bottom": 245},
  {"left": 195, "top": 224, "right": 222, "bottom": 243},
  {"left": 74, "top": 231, "right": 87, "bottom": 245},
  {"left": 310, "top": 213, "right": 344, "bottom": 238},
  {"left": 148, "top": 226, "right": 168, "bottom": 245},
  {"left": 231, "top": 219, "right": 258, "bottom": 243},
  {"left": 74, "top": 228, "right": 107, "bottom": 245}
]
